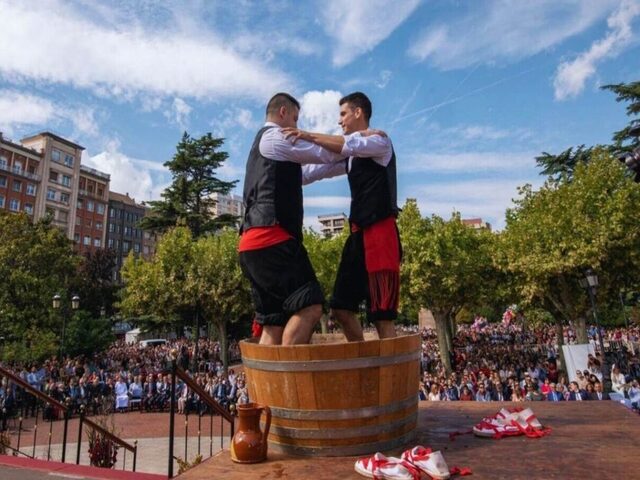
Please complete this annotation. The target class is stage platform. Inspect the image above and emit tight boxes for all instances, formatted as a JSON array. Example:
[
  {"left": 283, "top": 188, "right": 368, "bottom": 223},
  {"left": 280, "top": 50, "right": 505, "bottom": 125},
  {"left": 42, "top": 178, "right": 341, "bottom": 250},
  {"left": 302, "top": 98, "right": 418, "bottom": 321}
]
[{"left": 179, "top": 401, "right": 639, "bottom": 480}]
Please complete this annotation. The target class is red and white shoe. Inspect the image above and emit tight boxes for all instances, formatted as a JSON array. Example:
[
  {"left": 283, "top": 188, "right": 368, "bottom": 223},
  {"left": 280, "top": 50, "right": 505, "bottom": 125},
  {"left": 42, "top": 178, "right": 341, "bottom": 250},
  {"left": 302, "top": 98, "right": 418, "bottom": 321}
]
[
  {"left": 401, "top": 446, "right": 450, "bottom": 479},
  {"left": 516, "top": 408, "right": 544, "bottom": 430},
  {"left": 354, "top": 452, "right": 421, "bottom": 480}
]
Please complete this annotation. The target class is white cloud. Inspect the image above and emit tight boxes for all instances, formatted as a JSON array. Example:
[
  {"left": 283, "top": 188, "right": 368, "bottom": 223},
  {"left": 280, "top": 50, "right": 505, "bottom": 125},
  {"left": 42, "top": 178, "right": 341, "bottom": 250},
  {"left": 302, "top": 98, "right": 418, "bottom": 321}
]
[
  {"left": 407, "top": 178, "right": 543, "bottom": 230},
  {"left": 164, "top": 98, "right": 193, "bottom": 131},
  {"left": 402, "top": 151, "right": 537, "bottom": 174},
  {"left": 299, "top": 90, "right": 343, "bottom": 133},
  {"left": 304, "top": 196, "right": 351, "bottom": 209},
  {"left": 84, "top": 142, "right": 170, "bottom": 202},
  {"left": 408, "top": 0, "right": 621, "bottom": 70},
  {"left": 303, "top": 215, "right": 323, "bottom": 232},
  {"left": 0, "top": 89, "right": 98, "bottom": 138},
  {"left": 322, "top": 0, "right": 421, "bottom": 67},
  {"left": 554, "top": 0, "right": 640, "bottom": 100},
  {"left": 0, "top": 0, "right": 291, "bottom": 101},
  {"left": 375, "top": 70, "right": 393, "bottom": 89}
]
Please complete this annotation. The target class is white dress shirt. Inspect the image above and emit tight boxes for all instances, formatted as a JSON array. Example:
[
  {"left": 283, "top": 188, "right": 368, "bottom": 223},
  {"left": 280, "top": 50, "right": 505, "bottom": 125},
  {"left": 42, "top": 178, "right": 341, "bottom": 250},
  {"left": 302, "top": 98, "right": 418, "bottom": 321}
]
[
  {"left": 259, "top": 122, "right": 344, "bottom": 165},
  {"left": 302, "top": 132, "right": 393, "bottom": 185}
]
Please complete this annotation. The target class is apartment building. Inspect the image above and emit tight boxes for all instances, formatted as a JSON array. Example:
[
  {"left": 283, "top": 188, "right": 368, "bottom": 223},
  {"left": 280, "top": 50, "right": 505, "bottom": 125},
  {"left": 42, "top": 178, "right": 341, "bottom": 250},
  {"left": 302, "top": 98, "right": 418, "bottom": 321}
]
[
  {"left": 210, "top": 192, "right": 244, "bottom": 220},
  {"left": 0, "top": 133, "right": 42, "bottom": 219},
  {"left": 75, "top": 165, "right": 111, "bottom": 253},
  {"left": 107, "top": 191, "right": 158, "bottom": 281},
  {"left": 318, "top": 212, "right": 348, "bottom": 237}
]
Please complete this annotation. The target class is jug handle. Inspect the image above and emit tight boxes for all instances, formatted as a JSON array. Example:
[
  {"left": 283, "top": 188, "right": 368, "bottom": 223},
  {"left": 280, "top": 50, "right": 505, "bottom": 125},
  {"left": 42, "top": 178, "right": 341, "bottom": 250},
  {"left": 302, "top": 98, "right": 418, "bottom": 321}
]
[{"left": 261, "top": 404, "right": 271, "bottom": 451}]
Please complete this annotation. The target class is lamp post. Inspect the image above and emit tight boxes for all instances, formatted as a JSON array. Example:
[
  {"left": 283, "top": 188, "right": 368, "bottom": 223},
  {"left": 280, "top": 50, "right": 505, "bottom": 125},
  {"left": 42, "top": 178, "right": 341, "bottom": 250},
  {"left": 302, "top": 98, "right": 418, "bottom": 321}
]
[
  {"left": 581, "top": 269, "right": 611, "bottom": 394},
  {"left": 54, "top": 294, "right": 80, "bottom": 358}
]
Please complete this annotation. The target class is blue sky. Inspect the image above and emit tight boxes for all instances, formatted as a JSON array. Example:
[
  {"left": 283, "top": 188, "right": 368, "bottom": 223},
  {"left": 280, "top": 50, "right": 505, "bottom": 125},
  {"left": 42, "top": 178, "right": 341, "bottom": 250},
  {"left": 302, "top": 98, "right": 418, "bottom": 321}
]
[{"left": 1, "top": 0, "right": 639, "bottom": 230}]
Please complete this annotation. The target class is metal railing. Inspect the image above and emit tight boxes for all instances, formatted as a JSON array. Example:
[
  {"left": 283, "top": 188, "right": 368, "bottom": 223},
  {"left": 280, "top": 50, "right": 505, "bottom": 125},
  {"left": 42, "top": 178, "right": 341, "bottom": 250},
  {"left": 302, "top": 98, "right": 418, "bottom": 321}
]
[
  {"left": 76, "top": 412, "right": 137, "bottom": 472},
  {"left": 167, "top": 359, "right": 235, "bottom": 478},
  {"left": 0, "top": 365, "right": 137, "bottom": 472},
  {"left": 0, "top": 163, "right": 41, "bottom": 181}
]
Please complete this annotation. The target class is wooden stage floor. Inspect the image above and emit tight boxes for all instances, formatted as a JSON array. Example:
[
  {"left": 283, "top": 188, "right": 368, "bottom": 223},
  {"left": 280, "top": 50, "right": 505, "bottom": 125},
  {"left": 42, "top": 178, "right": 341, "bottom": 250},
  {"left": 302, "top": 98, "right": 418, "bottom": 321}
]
[{"left": 179, "top": 401, "right": 639, "bottom": 480}]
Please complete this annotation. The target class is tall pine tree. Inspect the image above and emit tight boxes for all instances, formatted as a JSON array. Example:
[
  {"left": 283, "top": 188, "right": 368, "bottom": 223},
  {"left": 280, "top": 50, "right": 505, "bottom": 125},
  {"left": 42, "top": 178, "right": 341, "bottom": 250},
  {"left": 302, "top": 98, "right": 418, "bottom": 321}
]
[
  {"left": 140, "top": 132, "right": 238, "bottom": 238},
  {"left": 535, "top": 80, "right": 640, "bottom": 180}
]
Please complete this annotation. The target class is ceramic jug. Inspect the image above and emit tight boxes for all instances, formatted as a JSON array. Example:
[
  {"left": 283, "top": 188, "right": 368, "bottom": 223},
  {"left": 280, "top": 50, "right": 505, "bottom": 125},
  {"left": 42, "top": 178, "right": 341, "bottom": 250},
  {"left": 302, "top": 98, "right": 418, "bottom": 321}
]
[{"left": 230, "top": 402, "right": 271, "bottom": 463}]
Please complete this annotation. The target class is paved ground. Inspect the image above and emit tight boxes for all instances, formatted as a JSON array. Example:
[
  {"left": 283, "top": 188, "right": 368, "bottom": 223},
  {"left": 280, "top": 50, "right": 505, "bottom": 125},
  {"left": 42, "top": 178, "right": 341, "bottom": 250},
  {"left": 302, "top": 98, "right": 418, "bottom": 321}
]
[
  {"left": 3, "top": 411, "right": 232, "bottom": 475},
  {"left": 179, "top": 401, "right": 640, "bottom": 480}
]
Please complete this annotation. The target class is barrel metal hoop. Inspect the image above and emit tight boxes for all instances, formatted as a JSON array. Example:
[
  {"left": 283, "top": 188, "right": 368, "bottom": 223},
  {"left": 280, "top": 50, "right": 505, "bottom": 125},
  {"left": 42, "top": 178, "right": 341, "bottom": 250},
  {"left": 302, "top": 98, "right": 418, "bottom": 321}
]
[
  {"left": 243, "top": 349, "right": 421, "bottom": 372},
  {"left": 265, "top": 412, "right": 417, "bottom": 440},
  {"left": 268, "top": 394, "right": 417, "bottom": 421},
  {"left": 268, "top": 428, "right": 418, "bottom": 457}
]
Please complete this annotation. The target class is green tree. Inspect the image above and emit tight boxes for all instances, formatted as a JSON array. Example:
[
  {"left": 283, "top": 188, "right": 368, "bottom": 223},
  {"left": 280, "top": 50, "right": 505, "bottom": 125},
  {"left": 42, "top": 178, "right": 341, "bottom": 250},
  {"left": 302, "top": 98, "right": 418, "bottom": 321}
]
[
  {"left": 535, "top": 80, "right": 640, "bottom": 180},
  {"left": 64, "top": 311, "right": 114, "bottom": 357},
  {"left": 398, "top": 201, "right": 495, "bottom": 373},
  {"left": 0, "top": 213, "right": 80, "bottom": 361},
  {"left": 72, "top": 248, "right": 118, "bottom": 319},
  {"left": 139, "top": 132, "right": 238, "bottom": 238},
  {"left": 501, "top": 150, "right": 640, "bottom": 350},
  {"left": 120, "top": 227, "right": 252, "bottom": 373}
]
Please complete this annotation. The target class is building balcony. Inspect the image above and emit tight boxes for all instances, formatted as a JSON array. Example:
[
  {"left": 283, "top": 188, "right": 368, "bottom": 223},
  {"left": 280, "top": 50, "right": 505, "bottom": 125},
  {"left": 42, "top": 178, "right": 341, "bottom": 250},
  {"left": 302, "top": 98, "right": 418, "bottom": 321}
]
[
  {"left": 0, "top": 163, "right": 41, "bottom": 181},
  {"left": 78, "top": 188, "right": 107, "bottom": 201}
]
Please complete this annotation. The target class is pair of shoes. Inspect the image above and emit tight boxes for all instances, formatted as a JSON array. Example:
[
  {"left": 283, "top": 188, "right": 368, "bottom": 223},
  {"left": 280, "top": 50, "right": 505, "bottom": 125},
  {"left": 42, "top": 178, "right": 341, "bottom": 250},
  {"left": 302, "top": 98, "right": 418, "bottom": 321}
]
[
  {"left": 354, "top": 446, "right": 452, "bottom": 480},
  {"left": 473, "top": 407, "right": 549, "bottom": 439}
]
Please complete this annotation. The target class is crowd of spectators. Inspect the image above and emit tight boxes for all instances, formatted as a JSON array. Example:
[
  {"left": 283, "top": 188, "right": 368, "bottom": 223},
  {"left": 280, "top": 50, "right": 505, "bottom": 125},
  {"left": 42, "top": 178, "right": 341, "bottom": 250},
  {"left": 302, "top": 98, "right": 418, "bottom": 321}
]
[
  {"left": 415, "top": 319, "right": 640, "bottom": 408},
  {"left": 0, "top": 338, "right": 246, "bottom": 429}
]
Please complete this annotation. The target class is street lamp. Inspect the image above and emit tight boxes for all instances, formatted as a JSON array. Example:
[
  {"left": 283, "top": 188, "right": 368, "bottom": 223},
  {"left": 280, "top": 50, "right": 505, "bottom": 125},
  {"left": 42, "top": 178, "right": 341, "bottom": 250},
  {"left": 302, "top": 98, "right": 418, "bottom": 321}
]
[
  {"left": 581, "top": 269, "right": 612, "bottom": 394},
  {"left": 54, "top": 294, "right": 80, "bottom": 358}
]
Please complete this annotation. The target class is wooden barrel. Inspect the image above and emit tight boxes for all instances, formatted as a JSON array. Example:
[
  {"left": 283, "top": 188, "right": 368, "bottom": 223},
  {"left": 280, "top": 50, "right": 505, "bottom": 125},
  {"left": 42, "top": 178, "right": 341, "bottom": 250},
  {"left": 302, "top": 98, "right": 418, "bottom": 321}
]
[{"left": 239, "top": 333, "right": 421, "bottom": 456}]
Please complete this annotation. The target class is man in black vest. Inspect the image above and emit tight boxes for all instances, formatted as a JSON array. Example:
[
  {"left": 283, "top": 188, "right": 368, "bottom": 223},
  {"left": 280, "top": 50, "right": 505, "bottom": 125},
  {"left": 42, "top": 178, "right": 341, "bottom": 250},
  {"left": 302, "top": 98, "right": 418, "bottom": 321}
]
[
  {"left": 282, "top": 92, "right": 400, "bottom": 341},
  {"left": 240, "top": 93, "right": 346, "bottom": 345}
]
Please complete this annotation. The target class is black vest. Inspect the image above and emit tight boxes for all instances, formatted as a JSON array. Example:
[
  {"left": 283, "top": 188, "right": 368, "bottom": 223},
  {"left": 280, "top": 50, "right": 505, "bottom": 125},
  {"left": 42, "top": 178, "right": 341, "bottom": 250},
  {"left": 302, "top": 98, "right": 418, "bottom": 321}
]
[
  {"left": 347, "top": 150, "right": 398, "bottom": 228},
  {"left": 241, "top": 126, "right": 303, "bottom": 240}
]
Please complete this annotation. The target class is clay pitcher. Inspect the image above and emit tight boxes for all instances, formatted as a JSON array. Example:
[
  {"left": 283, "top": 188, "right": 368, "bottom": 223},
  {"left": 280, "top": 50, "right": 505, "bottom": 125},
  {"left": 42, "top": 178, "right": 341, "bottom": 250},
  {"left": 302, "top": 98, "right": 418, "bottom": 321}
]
[{"left": 230, "top": 402, "right": 271, "bottom": 463}]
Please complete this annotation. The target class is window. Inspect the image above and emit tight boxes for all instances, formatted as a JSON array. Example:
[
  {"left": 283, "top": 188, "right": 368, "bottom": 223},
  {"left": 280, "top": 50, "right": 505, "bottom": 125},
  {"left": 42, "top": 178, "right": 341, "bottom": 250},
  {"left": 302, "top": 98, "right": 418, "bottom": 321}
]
[
  {"left": 12, "top": 180, "right": 22, "bottom": 192},
  {"left": 47, "top": 188, "right": 56, "bottom": 201},
  {"left": 143, "top": 245, "right": 150, "bottom": 255},
  {"left": 97, "top": 187, "right": 104, "bottom": 197},
  {"left": 13, "top": 161, "right": 23, "bottom": 174},
  {"left": 109, "top": 223, "right": 115, "bottom": 233},
  {"left": 9, "top": 199, "right": 20, "bottom": 211},
  {"left": 0, "top": 176, "right": 6, "bottom": 188},
  {"left": 93, "top": 238, "right": 101, "bottom": 247},
  {"left": 96, "top": 203, "right": 105, "bottom": 214},
  {"left": 123, "top": 241, "right": 130, "bottom": 252},
  {"left": 24, "top": 203, "right": 33, "bottom": 215},
  {"left": 51, "top": 149, "right": 61, "bottom": 162},
  {"left": 64, "top": 154, "right": 74, "bottom": 167},
  {"left": 0, "top": 156, "right": 7, "bottom": 169},
  {"left": 74, "top": 233, "right": 80, "bottom": 243},
  {"left": 61, "top": 175, "right": 71, "bottom": 187},
  {"left": 60, "top": 192, "right": 70, "bottom": 204},
  {"left": 108, "top": 238, "right": 114, "bottom": 248},
  {"left": 83, "top": 236, "right": 90, "bottom": 246},
  {"left": 96, "top": 221, "right": 103, "bottom": 230},
  {"left": 86, "top": 219, "right": 92, "bottom": 228},
  {"left": 0, "top": 195, "right": 4, "bottom": 208},
  {"left": 26, "top": 183, "right": 36, "bottom": 196},
  {"left": 133, "top": 243, "right": 140, "bottom": 253},
  {"left": 124, "top": 226, "right": 131, "bottom": 236},
  {"left": 49, "top": 170, "right": 59, "bottom": 182},
  {"left": 76, "top": 216, "right": 81, "bottom": 225},
  {"left": 77, "top": 199, "right": 83, "bottom": 209},
  {"left": 58, "top": 211, "right": 68, "bottom": 222},
  {"left": 110, "top": 208, "right": 116, "bottom": 218},
  {"left": 87, "top": 201, "right": 94, "bottom": 212}
]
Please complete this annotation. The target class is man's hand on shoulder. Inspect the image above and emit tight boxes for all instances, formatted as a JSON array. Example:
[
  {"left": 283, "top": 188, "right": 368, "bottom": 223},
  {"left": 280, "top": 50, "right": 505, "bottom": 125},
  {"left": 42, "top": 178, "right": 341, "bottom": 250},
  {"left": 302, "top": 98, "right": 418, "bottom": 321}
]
[
  {"left": 360, "top": 128, "right": 388, "bottom": 138},
  {"left": 281, "top": 127, "right": 312, "bottom": 144}
]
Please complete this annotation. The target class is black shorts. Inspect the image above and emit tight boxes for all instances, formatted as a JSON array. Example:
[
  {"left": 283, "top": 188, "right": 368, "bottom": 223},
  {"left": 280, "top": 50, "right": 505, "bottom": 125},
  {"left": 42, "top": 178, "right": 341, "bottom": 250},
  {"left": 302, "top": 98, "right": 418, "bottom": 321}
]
[
  {"left": 239, "top": 239, "right": 324, "bottom": 327},
  {"left": 330, "top": 227, "right": 400, "bottom": 322}
]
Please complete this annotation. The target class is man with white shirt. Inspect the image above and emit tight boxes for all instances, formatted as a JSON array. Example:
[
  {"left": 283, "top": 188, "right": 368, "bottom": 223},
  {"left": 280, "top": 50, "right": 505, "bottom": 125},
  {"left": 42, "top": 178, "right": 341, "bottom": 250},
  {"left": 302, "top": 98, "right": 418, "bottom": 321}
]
[
  {"left": 282, "top": 91, "right": 400, "bottom": 341},
  {"left": 239, "top": 92, "right": 346, "bottom": 346}
]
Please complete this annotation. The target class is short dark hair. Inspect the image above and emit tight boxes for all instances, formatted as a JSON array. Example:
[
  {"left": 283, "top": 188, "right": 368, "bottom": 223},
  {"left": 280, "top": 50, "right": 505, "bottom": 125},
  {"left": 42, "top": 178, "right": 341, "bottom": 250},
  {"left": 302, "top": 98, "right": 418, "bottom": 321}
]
[
  {"left": 339, "top": 91, "right": 372, "bottom": 122},
  {"left": 266, "top": 92, "right": 300, "bottom": 116}
]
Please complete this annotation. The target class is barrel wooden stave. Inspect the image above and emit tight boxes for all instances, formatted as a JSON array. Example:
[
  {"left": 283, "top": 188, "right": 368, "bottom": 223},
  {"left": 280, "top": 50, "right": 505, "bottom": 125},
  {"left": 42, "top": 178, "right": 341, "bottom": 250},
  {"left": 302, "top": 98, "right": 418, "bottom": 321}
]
[{"left": 240, "top": 333, "right": 420, "bottom": 456}]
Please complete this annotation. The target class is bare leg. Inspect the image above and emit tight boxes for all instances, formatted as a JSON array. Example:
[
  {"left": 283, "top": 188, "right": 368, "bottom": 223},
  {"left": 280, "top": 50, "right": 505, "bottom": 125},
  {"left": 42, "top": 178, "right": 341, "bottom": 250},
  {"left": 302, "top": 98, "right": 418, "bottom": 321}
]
[
  {"left": 375, "top": 320, "right": 396, "bottom": 339},
  {"left": 282, "top": 304, "right": 323, "bottom": 345},
  {"left": 259, "top": 326, "right": 284, "bottom": 345},
  {"left": 332, "top": 309, "right": 364, "bottom": 342}
]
